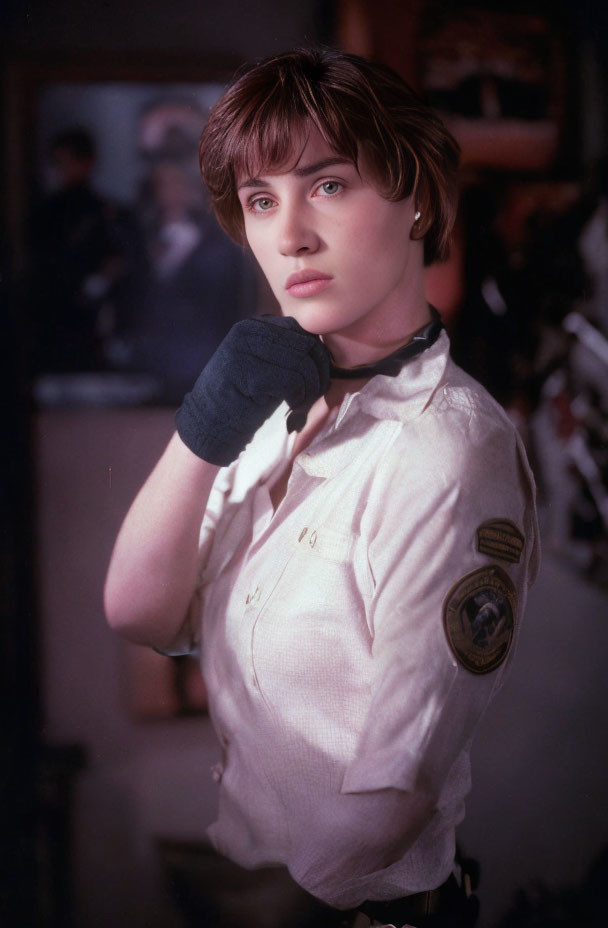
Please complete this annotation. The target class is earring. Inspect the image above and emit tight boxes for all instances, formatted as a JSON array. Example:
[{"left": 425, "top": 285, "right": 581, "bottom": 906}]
[{"left": 414, "top": 210, "right": 421, "bottom": 222}]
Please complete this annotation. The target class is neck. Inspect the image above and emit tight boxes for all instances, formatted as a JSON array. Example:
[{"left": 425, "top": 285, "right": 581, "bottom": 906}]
[{"left": 323, "top": 296, "right": 432, "bottom": 370}]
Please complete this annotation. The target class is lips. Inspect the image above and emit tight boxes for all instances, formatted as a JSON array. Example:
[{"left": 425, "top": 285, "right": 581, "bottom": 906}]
[
  {"left": 285, "top": 269, "right": 332, "bottom": 289},
  {"left": 285, "top": 269, "right": 333, "bottom": 298}
]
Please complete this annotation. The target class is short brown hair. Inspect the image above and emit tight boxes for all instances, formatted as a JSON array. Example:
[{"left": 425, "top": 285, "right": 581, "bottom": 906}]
[{"left": 200, "top": 47, "right": 460, "bottom": 265}]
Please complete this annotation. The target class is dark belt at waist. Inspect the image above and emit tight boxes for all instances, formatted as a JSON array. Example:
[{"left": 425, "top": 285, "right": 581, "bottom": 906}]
[{"left": 359, "top": 872, "right": 478, "bottom": 926}]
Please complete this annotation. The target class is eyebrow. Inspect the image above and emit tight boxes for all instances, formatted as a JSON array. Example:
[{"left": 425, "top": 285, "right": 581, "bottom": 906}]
[{"left": 237, "top": 157, "right": 352, "bottom": 190}]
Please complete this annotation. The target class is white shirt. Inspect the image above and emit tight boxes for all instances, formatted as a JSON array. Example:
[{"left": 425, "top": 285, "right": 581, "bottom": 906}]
[{"left": 172, "top": 329, "right": 540, "bottom": 909}]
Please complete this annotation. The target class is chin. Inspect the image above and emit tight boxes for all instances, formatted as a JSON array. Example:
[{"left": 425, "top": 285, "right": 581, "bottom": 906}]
[{"left": 281, "top": 303, "right": 341, "bottom": 337}]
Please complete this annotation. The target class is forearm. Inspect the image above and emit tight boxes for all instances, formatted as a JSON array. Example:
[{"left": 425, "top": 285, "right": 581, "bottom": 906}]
[{"left": 104, "top": 432, "right": 219, "bottom": 649}]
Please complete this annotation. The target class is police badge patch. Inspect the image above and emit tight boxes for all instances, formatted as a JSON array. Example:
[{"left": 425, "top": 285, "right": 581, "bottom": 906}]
[{"left": 443, "top": 566, "right": 516, "bottom": 674}]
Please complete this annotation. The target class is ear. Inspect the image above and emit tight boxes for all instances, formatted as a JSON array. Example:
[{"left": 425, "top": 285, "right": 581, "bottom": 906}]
[{"left": 410, "top": 209, "right": 425, "bottom": 241}]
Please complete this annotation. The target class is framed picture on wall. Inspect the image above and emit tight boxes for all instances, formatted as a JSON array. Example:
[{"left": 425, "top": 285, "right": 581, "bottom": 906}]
[{"left": 4, "top": 52, "right": 257, "bottom": 407}]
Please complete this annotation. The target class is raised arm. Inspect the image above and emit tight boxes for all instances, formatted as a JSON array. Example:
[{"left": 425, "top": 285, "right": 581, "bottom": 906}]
[
  {"left": 104, "top": 433, "right": 219, "bottom": 649},
  {"left": 104, "top": 315, "right": 330, "bottom": 651}
]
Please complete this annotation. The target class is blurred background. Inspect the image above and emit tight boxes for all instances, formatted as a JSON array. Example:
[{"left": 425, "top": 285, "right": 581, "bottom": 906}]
[{"left": 2, "top": 1, "right": 607, "bottom": 926}]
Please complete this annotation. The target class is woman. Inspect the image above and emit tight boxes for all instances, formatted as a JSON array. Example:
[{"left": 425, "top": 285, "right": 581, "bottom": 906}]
[{"left": 105, "top": 48, "right": 540, "bottom": 927}]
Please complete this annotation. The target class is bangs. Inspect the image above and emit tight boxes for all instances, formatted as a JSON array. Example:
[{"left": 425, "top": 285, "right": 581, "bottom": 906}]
[
  {"left": 211, "top": 76, "right": 362, "bottom": 191},
  {"left": 230, "top": 110, "right": 359, "bottom": 186}
]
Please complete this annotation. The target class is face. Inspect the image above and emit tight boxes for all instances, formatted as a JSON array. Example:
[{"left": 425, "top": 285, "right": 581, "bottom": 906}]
[
  {"left": 52, "top": 148, "right": 93, "bottom": 188},
  {"left": 236, "top": 127, "right": 427, "bottom": 364}
]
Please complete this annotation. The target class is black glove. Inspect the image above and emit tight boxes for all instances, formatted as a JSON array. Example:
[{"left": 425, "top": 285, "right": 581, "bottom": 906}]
[{"left": 175, "top": 315, "right": 331, "bottom": 465}]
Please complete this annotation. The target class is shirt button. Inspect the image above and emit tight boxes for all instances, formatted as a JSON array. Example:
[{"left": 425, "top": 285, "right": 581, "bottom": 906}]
[
  {"left": 309, "top": 530, "right": 317, "bottom": 548},
  {"left": 298, "top": 527, "right": 308, "bottom": 542},
  {"left": 211, "top": 763, "right": 223, "bottom": 784}
]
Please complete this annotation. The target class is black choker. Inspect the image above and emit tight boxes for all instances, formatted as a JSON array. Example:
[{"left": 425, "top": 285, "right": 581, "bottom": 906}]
[
  {"left": 286, "top": 307, "right": 443, "bottom": 432},
  {"left": 328, "top": 306, "right": 443, "bottom": 379}
]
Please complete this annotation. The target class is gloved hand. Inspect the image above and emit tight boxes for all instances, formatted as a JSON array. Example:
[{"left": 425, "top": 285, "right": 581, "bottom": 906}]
[{"left": 175, "top": 315, "right": 331, "bottom": 465}]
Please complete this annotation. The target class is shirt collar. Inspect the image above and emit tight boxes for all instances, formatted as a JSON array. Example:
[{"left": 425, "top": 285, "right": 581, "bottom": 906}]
[
  {"left": 297, "top": 329, "right": 451, "bottom": 479},
  {"left": 353, "top": 328, "right": 451, "bottom": 424}
]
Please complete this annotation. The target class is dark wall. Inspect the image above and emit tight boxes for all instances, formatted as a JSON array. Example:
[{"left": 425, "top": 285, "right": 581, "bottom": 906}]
[
  {"left": 1, "top": 5, "right": 328, "bottom": 926},
  {"left": 1, "top": 0, "right": 328, "bottom": 56}
]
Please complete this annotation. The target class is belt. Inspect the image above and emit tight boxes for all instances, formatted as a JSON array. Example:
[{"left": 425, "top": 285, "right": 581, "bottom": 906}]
[{"left": 359, "top": 872, "right": 479, "bottom": 927}]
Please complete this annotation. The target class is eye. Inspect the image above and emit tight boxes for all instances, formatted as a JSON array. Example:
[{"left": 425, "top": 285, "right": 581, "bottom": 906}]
[
  {"left": 248, "top": 195, "right": 276, "bottom": 213},
  {"left": 316, "top": 180, "right": 342, "bottom": 197}
]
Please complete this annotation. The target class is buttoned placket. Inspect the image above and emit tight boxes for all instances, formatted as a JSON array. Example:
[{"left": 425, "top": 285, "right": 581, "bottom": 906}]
[
  {"left": 207, "top": 334, "right": 443, "bottom": 779},
  {"left": 243, "top": 478, "right": 318, "bottom": 700},
  {"left": 205, "top": 367, "right": 432, "bottom": 790},
  {"left": 230, "top": 408, "right": 351, "bottom": 704},
  {"left": 239, "top": 410, "right": 369, "bottom": 712}
]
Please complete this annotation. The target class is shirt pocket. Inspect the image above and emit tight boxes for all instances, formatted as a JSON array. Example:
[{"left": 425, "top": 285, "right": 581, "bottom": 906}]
[
  {"left": 250, "top": 526, "right": 372, "bottom": 729},
  {"left": 297, "top": 525, "right": 356, "bottom": 561}
]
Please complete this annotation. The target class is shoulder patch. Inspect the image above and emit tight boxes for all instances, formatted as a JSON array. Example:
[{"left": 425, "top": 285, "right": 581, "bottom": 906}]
[
  {"left": 477, "top": 519, "right": 524, "bottom": 564},
  {"left": 443, "top": 566, "right": 516, "bottom": 674}
]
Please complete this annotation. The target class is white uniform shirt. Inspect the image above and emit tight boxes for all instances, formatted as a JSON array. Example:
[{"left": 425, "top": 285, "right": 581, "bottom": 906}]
[{"left": 173, "top": 329, "right": 540, "bottom": 909}]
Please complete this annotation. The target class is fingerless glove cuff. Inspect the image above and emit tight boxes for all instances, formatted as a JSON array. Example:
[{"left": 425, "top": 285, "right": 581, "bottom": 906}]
[{"left": 175, "top": 395, "right": 246, "bottom": 466}]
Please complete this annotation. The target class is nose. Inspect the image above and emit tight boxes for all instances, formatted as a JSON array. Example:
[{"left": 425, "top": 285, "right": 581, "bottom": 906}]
[{"left": 278, "top": 200, "right": 320, "bottom": 256}]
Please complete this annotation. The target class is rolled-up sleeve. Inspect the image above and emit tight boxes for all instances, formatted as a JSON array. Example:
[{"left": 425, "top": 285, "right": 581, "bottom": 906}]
[{"left": 342, "top": 409, "right": 539, "bottom": 799}]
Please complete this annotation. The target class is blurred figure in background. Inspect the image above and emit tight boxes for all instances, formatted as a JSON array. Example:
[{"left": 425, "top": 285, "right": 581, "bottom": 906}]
[
  {"left": 109, "top": 99, "right": 252, "bottom": 403},
  {"left": 29, "top": 128, "right": 130, "bottom": 374}
]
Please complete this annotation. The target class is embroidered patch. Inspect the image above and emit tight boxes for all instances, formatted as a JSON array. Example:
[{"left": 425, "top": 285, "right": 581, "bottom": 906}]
[
  {"left": 443, "top": 566, "right": 516, "bottom": 674},
  {"left": 477, "top": 519, "right": 524, "bottom": 564}
]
